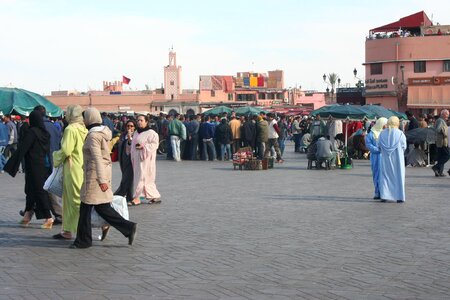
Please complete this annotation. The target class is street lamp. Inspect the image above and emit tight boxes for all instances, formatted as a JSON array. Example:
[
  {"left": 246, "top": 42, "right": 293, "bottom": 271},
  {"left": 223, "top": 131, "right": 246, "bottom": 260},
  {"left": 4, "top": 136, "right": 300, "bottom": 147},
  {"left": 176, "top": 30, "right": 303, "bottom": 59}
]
[{"left": 353, "top": 68, "right": 364, "bottom": 90}]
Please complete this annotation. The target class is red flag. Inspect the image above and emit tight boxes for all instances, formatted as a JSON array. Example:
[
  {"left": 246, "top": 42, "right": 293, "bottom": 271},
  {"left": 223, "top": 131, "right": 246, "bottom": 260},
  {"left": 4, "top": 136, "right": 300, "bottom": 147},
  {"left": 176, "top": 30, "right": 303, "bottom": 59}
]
[{"left": 122, "top": 75, "right": 131, "bottom": 84}]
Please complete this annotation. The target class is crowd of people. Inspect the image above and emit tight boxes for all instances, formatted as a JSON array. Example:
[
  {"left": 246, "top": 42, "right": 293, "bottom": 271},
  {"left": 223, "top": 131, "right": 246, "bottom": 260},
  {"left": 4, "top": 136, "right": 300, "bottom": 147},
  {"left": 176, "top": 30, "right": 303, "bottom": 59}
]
[{"left": 1, "top": 105, "right": 449, "bottom": 242}]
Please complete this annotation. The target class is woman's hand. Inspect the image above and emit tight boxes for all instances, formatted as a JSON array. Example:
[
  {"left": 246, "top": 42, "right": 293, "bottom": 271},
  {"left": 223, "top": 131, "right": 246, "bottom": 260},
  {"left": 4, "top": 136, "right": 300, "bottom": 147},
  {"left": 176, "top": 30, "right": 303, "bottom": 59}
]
[{"left": 99, "top": 183, "right": 109, "bottom": 192}]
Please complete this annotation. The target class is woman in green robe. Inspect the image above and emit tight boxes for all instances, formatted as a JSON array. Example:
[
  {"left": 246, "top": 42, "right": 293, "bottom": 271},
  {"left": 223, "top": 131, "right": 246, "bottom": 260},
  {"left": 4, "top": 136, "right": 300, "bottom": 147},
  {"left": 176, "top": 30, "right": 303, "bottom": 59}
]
[{"left": 52, "top": 105, "right": 88, "bottom": 240}]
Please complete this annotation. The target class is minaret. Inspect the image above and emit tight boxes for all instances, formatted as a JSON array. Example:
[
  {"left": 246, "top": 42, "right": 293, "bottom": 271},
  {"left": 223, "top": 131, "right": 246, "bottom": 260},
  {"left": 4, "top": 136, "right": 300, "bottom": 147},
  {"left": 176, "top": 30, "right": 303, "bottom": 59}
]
[{"left": 164, "top": 49, "right": 182, "bottom": 100}]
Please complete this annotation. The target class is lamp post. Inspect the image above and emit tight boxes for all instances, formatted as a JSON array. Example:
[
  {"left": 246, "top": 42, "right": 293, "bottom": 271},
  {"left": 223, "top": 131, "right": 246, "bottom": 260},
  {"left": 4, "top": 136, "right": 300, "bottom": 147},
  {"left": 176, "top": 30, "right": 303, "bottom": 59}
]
[
  {"left": 397, "top": 65, "right": 407, "bottom": 110},
  {"left": 323, "top": 73, "right": 339, "bottom": 103},
  {"left": 353, "top": 68, "right": 365, "bottom": 90}
]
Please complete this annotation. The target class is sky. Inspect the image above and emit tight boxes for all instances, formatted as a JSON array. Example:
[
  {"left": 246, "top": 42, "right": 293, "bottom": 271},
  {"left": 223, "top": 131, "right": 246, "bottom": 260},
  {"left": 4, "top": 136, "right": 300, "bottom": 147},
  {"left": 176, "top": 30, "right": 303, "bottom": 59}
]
[{"left": 1, "top": 0, "right": 450, "bottom": 95}]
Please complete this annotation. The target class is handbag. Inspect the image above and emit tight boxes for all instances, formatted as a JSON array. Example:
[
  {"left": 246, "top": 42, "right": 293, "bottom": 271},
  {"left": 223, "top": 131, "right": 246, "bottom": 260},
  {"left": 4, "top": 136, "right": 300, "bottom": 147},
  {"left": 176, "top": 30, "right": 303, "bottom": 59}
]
[{"left": 43, "top": 166, "right": 63, "bottom": 198}]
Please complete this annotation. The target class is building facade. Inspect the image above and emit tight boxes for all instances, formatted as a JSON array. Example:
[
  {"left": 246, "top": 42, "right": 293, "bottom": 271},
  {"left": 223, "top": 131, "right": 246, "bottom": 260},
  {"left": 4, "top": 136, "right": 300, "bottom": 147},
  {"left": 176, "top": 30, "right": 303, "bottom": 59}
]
[
  {"left": 47, "top": 51, "right": 325, "bottom": 114},
  {"left": 364, "top": 11, "right": 450, "bottom": 113}
]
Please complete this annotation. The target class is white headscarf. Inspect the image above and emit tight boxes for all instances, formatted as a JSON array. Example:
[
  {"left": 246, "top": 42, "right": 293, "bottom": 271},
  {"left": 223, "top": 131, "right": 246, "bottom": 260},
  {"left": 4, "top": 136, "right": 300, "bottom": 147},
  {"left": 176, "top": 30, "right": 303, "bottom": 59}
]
[{"left": 371, "top": 117, "right": 388, "bottom": 140}]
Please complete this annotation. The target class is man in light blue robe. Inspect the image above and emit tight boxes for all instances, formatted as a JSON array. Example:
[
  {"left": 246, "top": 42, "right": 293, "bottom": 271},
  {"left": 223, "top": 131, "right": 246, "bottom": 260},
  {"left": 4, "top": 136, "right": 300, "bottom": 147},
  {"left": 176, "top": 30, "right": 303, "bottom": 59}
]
[
  {"left": 365, "top": 117, "right": 387, "bottom": 199},
  {"left": 378, "top": 116, "right": 407, "bottom": 203}
]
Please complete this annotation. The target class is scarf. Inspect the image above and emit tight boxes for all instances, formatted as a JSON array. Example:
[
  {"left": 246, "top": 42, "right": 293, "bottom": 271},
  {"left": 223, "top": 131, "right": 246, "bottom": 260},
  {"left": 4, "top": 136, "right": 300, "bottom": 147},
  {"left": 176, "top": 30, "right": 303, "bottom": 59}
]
[
  {"left": 137, "top": 126, "right": 150, "bottom": 133},
  {"left": 372, "top": 117, "right": 388, "bottom": 140}
]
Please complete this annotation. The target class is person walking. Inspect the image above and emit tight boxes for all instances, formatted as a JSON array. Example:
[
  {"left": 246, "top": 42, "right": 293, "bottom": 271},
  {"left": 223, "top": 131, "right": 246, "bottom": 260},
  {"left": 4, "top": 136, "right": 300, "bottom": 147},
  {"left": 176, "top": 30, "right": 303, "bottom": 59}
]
[
  {"left": 52, "top": 105, "right": 88, "bottom": 240},
  {"left": 4, "top": 111, "right": 54, "bottom": 228},
  {"left": 3, "top": 114, "right": 18, "bottom": 159},
  {"left": 168, "top": 113, "right": 185, "bottom": 162},
  {"left": 129, "top": 115, "right": 161, "bottom": 206},
  {"left": 432, "top": 109, "right": 449, "bottom": 177},
  {"left": 114, "top": 119, "right": 137, "bottom": 204},
  {"left": 365, "top": 117, "right": 388, "bottom": 199},
  {"left": 70, "top": 107, "right": 137, "bottom": 249},
  {"left": 378, "top": 116, "right": 407, "bottom": 203},
  {"left": 264, "top": 113, "right": 283, "bottom": 163}
]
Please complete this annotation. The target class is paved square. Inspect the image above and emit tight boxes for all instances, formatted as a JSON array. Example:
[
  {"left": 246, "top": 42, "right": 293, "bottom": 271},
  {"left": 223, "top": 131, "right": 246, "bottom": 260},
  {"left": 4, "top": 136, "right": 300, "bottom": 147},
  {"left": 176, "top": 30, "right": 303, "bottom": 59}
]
[{"left": 1, "top": 144, "right": 450, "bottom": 299}]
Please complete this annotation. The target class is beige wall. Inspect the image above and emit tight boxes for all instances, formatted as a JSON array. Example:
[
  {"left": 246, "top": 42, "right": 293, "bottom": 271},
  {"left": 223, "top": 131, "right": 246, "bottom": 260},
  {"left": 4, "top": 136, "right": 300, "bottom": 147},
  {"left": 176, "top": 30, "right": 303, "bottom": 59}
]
[
  {"left": 366, "top": 35, "right": 450, "bottom": 63},
  {"left": 365, "top": 35, "right": 450, "bottom": 110},
  {"left": 48, "top": 94, "right": 157, "bottom": 112}
]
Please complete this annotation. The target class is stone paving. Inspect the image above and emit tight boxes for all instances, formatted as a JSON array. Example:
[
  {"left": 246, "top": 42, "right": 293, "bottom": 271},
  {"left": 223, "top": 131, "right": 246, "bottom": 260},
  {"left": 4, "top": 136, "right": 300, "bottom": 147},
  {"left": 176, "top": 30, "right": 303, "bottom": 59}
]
[{"left": 1, "top": 144, "right": 450, "bottom": 299}]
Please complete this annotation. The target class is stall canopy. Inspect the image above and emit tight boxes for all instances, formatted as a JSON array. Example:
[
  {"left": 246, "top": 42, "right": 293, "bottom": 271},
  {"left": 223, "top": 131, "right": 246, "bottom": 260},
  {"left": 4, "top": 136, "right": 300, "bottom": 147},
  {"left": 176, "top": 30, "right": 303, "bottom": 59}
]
[
  {"left": 203, "top": 105, "right": 232, "bottom": 116},
  {"left": 0, "top": 87, "right": 63, "bottom": 117},
  {"left": 234, "top": 106, "right": 267, "bottom": 117},
  {"left": 310, "top": 104, "right": 376, "bottom": 120},
  {"left": 370, "top": 11, "right": 432, "bottom": 32}
]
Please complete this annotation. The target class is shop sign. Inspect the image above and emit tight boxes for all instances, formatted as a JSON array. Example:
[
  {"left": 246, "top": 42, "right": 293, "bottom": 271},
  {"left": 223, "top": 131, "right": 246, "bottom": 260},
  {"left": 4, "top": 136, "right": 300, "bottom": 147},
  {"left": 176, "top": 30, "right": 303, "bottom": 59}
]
[{"left": 365, "top": 78, "right": 388, "bottom": 90}]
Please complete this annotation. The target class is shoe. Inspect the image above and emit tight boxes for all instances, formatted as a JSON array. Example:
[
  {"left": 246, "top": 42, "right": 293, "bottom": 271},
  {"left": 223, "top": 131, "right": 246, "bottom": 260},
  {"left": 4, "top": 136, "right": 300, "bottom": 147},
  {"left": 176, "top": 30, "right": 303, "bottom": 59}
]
[
  {"left": 276, "top": 159, "right": 284, "bottom": 163},
  {"left": 147, "top": 198, "right": 162, "bottom": 205},
  {"left": 380, "top": 199, "right": 387, "bottom": 202},
  {"left": 448, "top": 170, "right": 450, "bottom": 176},
  {"left": 41, "top": 219, "right": 54, "bottom": 229},
  {"left": 128, "top": 199, "right": 141, "bottom": 206},
  {"left": 432, "top": 166, "right": 440, "bottom": 177},
  {"left": 101, "top": 226, "right": 110, "bottom": 241},
  {"left": 19, "top": 219, "right": 31, "bottom": 226},
  {"left": 53, "top": 233, "right": 72, "bottom": 240},
  {"left": 397, "top": 200, "right": 404, "bottom": 203},
  {"left": 128, "top": 223, "right": 137, "bottom": 246},
  {"left": 373, "top": 196, "right": 381, "bottom": 200},
  {"left": 439, "top": 173, "right": 446, "bottom": 177},
  {"left": 69, "top": 243, "right": 91, "bottom": 249},
  {"left": 53, "top": 218, "right": 63, "bottom": 225}
]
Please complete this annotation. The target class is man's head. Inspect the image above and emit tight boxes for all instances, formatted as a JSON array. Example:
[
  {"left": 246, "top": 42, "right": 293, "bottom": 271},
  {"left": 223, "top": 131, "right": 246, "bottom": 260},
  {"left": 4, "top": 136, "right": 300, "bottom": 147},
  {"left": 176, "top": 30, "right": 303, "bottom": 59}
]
[
  {"left": 33, "top": 105, "right": 47, "bottom": 117},
  {"left": 440, "top": 109, "right": 449, "bottom": 120},
  {"left": 3, "top": 114, "right": 11, "bottom": 122},
  {"left": 405, "top": 111, "right": 414, "bottom": 119}
]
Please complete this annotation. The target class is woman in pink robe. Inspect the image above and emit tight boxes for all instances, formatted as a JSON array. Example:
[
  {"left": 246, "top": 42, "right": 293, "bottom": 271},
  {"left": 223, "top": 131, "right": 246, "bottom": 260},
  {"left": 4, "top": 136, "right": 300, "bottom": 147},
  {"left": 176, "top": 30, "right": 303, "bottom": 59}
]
[{"left": 129, "top": 115, "right": 161, "bottom": 206}]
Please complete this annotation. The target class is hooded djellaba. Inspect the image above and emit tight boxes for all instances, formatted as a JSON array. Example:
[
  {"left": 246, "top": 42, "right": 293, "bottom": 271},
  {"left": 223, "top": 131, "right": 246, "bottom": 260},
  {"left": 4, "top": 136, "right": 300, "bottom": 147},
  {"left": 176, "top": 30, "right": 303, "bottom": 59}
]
[
  {"left": 365, "top": 117, "right": 388, "bottom": 200},
  {"left": 4, "top": 110, "right": 54, "bottom": 226},
  {"left": 378, "top": 116, "right": 407, "bottom": 202},
  {"left": 52, "top": 104, "right": 88, "bottom": 239},
  {"left": 71, "top": 107, "right": 137, "bottom": 249}
]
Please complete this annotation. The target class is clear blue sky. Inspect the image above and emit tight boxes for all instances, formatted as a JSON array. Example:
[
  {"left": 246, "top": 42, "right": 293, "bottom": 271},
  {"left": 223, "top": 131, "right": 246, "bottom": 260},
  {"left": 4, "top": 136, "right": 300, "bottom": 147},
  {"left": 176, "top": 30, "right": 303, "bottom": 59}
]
[{"left": 1, "top": 0, "right": 449, "bottom": 95}]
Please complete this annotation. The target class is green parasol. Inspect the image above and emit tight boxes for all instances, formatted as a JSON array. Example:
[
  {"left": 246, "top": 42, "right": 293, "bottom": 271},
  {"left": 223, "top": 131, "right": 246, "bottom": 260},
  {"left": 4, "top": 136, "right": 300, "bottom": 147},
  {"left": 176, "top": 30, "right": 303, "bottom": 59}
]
[{"left": 0, "top": 87, "right": 63, "bottom": 117}]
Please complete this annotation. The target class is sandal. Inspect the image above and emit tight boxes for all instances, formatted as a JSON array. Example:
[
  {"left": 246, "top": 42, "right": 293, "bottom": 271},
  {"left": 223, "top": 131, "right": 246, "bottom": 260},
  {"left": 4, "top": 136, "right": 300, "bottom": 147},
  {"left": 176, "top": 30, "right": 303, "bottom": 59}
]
[
  {"left": 53, "top": 233, "right": 72, "bottom": 240},
  {"left": 147, "top": 199, "right": 162, "bottom": 205},
  {"left": 128, "top": 199, "right": 141, "bottom": 206}
]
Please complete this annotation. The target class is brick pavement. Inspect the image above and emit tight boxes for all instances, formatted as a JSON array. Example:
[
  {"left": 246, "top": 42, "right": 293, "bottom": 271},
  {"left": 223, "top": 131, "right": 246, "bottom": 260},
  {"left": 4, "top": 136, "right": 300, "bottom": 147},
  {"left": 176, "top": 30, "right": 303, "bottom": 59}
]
[{"left": 1, "top": 144, "right": 450, "bottom": 299}]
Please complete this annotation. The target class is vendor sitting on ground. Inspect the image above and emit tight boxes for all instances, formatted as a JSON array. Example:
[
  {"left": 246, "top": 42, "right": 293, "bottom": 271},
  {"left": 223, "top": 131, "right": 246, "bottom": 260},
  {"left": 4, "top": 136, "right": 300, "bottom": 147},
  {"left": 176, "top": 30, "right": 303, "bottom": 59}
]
[
  {"left": 300, "top": 133, "right": 312, "bottom": 153},
  {"left": 315, "top": 135, "right": 337, "bottom": 168}
]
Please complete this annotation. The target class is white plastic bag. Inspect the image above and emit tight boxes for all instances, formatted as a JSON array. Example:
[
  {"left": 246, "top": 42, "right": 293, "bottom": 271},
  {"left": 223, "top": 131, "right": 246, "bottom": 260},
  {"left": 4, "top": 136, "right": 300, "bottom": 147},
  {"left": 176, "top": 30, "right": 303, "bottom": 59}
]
[
  {"left": 91, "top": 195, "right": 129, "bottom": 228},
  {"left": 43, "top": 166, "right": 63, "bottom": 198}
]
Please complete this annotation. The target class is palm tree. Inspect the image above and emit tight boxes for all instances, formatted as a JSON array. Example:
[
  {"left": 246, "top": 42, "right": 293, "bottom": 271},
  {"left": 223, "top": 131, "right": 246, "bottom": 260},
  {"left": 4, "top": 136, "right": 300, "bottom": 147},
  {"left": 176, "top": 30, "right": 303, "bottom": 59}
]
[{"left": 327, "top": 73, "right": 339, "bottom": 95}]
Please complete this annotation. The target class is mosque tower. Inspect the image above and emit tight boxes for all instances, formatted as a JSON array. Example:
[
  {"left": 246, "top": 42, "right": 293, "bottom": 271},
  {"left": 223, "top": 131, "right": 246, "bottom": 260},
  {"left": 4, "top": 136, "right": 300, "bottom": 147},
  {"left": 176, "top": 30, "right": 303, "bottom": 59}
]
[{"left": 164, "top": 49, "right": 182, "bottom": 100}]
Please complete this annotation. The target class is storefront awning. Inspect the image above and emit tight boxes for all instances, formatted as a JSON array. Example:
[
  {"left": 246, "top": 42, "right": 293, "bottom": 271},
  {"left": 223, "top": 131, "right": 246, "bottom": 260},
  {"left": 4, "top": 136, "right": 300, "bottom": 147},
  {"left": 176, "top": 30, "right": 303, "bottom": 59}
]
[{"left": 407, "top": 85, "right": 450, "bottom": 108}]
